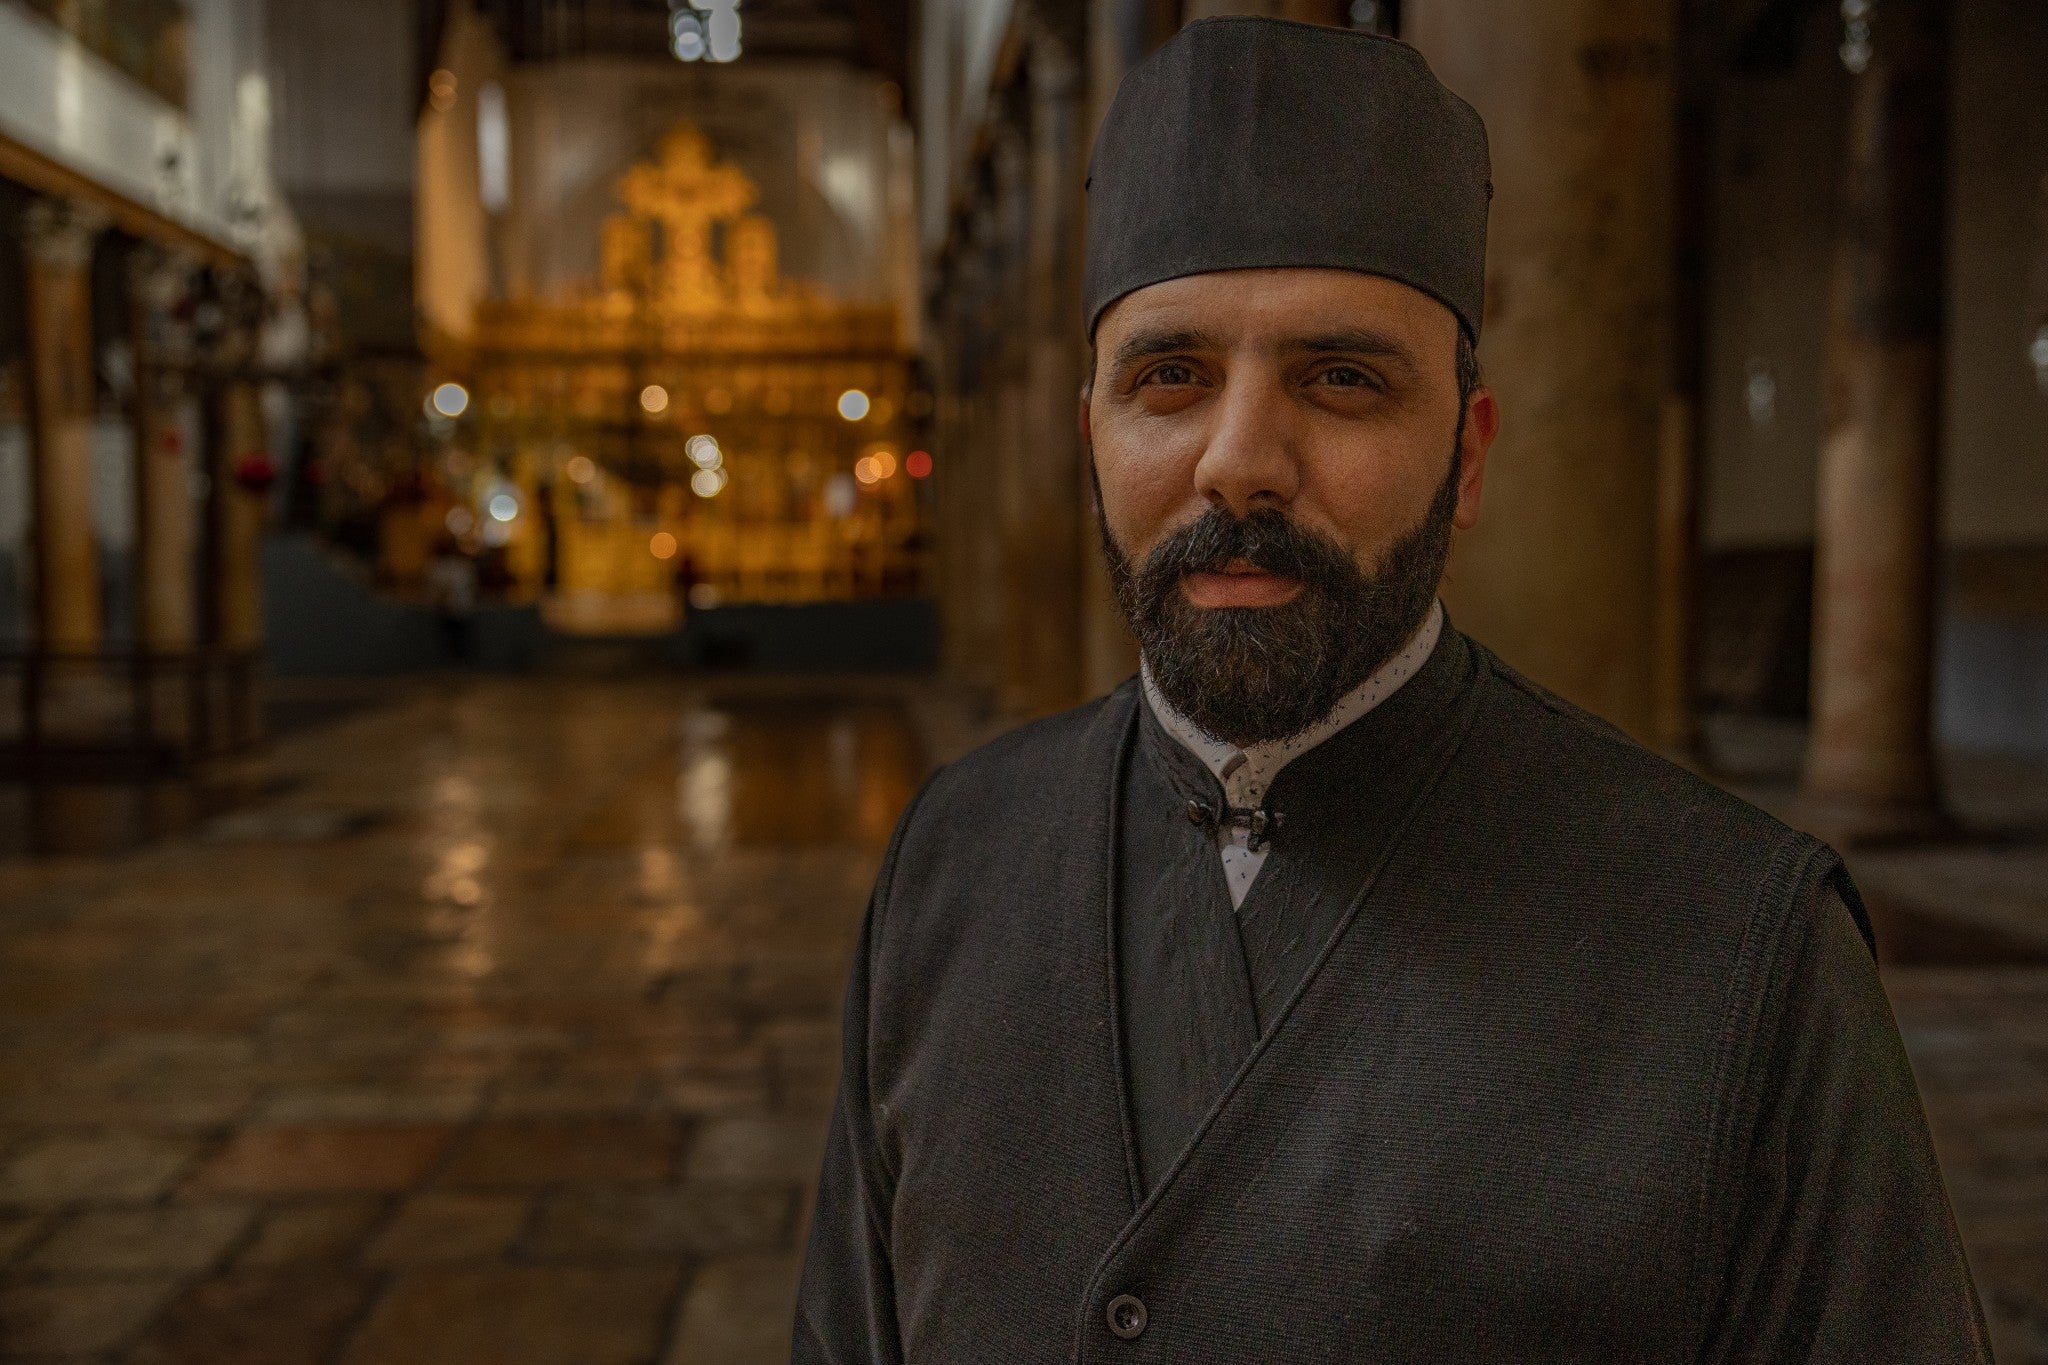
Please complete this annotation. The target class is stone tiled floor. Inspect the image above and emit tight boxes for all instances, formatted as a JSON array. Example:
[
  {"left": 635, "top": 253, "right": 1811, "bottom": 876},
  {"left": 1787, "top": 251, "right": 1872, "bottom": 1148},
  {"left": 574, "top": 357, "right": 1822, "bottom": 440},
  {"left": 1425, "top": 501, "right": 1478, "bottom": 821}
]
[
  {"left": 0, "top": 680, "right": 2043, "bottom": 1362},
  {"left": 0, "top": 677, "right": 919, "bottom": 1363}
]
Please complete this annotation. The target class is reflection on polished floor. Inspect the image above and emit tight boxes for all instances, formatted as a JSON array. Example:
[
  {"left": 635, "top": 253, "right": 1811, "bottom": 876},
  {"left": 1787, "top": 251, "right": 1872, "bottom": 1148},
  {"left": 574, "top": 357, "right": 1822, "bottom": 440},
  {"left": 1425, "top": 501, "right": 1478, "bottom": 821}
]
[
  {"left": 0, "top": 683, "right": 2046, "bottom": 1362},
  {"left": 0, "top": 678, "right": 920, "bottom": 1363}
]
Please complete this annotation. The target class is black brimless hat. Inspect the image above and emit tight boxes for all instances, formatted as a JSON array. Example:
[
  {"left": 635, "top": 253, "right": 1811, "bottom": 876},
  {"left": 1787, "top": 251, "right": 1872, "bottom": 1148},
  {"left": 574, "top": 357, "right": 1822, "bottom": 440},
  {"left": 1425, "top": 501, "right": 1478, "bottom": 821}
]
[{"left": 1084, "top": 17, "right": 1492, "bottom": 342}]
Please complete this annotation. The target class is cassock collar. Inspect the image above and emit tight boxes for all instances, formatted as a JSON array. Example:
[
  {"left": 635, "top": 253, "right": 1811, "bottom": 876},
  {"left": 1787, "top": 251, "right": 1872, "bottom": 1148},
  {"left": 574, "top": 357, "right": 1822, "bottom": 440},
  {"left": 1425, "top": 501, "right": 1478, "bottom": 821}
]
[{"left": 1141, "top": 598, "right": 1445, "bottom": 812}]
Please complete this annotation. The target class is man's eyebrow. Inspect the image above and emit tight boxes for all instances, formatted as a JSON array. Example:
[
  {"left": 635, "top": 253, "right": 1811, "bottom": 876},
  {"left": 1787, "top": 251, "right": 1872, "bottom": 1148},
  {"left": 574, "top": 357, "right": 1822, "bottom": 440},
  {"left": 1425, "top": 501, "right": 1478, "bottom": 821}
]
[
  {"left": 1281, "top": 328, "right": 1421, "bottom": 372},
  {"left": 1108, "top": 327, "right": 1218, "bottom": 375}
]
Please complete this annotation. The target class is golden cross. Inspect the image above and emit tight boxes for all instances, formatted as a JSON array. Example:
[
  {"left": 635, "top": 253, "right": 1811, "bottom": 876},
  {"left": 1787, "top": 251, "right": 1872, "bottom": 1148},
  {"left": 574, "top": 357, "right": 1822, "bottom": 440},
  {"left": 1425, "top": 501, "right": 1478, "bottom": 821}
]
[{"left": 616, "top": 126, "right": 758, "bottom": 312}]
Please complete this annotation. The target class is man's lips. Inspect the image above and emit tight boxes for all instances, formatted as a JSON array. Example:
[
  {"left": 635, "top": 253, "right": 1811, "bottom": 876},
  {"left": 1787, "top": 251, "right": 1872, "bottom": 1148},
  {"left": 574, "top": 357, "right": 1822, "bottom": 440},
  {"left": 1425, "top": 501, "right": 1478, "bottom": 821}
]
[{"left": 1180, "top": 557, "right": 1304, "bottom": 609}]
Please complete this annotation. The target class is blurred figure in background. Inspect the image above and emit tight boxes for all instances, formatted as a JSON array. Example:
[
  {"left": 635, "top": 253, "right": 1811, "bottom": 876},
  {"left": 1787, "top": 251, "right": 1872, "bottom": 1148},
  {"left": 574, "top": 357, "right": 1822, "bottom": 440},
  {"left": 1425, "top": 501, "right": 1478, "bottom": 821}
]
[{"left": 425, "top": 533, "right": 478, "bottom": 665}]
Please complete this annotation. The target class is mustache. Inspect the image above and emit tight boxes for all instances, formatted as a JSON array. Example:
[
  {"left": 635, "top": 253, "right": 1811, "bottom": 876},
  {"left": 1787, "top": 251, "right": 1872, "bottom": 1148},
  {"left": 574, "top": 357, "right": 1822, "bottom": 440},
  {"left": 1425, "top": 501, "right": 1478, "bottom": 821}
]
[
  {"left": 1094, "top": 456, "right": 1460, "bottom": 747},
  {"left": 1132, "top": 507, "right": 1361, "bottom": 604}
]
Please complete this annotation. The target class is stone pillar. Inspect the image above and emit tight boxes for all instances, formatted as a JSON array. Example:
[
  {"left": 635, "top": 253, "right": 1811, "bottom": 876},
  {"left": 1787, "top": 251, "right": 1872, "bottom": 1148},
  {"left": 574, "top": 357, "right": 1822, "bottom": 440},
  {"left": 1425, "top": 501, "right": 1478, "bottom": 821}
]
[
  {"left": 198, "top": 373, "right": 267, "bottom": 749},
  {"left": 1800, "top": 0, "right": 1950, "bottom": 837},
  {"left": 1652, "top": 403, "right": 1699, "bottom": 752},
  {"left": 194, "top": 269, "right": 270, "bottom": 660},
  {"left": 130, "top": 245, "right": 199, "bottom": 655},
  {"left": 941, "top": 215, "right": 1007, "bottom": 697},
  {"left": 988, "top": 125, "right": 1035, "bottom": 711},
  {"left": 930, "top": 297, "right": 973, "bottom": 679},
  {"left": 1091, "top": 0, "right": 1157, "bottom": 114},
  {"left": 1653, "top": 16, "right": 1714, "bottom": 756},
  {"left": 1183, "top": 0, "right": 1346, "bottom": 23},
  {"left": 1276, "top": 0, "right": 1347, "bottom": 23},
  {"left": 1001, "top": 31, "right": 1088, "bottom": 716},
  {"left": 21, "top": 199, "right": 108, "bottom": 654},
  {"left": 211, "top": 378, "right": 268, "bottom": 654},
  {"left": 1080, "top": 0, "right": 1152, "bottom": 698},
  {"left": 194, "top": 269, "right": 270, "bottom": 749},
  {"left": 1406, "top": 1, "right": 1677, "bottom": 741}
]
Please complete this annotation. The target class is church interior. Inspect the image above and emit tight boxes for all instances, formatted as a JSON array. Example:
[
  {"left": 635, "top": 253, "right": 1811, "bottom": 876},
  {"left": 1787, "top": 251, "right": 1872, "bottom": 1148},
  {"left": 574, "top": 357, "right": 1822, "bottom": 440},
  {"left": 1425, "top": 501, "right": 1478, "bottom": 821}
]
[{"left": 0, "top": 0, "right": 2043, "bottom": 1359}]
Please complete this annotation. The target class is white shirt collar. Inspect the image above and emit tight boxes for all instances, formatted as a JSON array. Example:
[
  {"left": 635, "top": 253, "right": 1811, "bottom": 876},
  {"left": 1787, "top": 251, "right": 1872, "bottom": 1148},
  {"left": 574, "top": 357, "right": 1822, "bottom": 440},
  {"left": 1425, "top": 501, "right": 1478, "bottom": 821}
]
[{"left": 1141, "top": 599, "right": 1444, "bottom": 811}]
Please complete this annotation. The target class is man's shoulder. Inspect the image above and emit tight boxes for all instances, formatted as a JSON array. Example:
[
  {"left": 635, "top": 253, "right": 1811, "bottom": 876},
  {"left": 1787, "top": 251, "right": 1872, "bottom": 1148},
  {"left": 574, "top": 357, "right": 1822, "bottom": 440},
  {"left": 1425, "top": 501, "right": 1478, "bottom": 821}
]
[
  {"left": 912, "top": 679, "right": 1139, "bottom": 828},
  {"left": 1462, "top": 641, "right": 1855, "bottom": 944},
  {"left": 1470, "top": 643, "right": 1795, "bottom": 844},
  {"left": 865, "top": 682, "right": 1136, "bottom": 957}
]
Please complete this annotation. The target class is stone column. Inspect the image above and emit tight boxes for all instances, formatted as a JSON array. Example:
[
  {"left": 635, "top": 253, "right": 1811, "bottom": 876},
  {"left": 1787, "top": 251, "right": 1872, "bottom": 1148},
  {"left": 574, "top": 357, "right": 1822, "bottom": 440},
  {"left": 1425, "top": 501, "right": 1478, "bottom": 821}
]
[
  {"left": 1079, "top": 0, "right": 1152, "bottom": 698},
  {"left": 1406, "top": 1, "right": 1677, "bottom": 741},
  {"left": 1182, "top": 0, "right": 1347, "bottom": 22},
  {"left": 941, "top": 213, "right": 1007, "bottom": 697},
  {"left": 1653, "top": 14, "right": 1715, "bottom": 756},
  {"left": 1090, "top": 0, "right": 1158, "bottom": 115},
  {"left": 1001, "top": 31, "right": 1088, "bottom": 715},
  {"left": 1275, "top": 0, "right": 1347, "bottom": 23},
  {"left": 130, "top": 245, "right": 199, "bottom": 656},
  {"left": 21, "top": 198, "right": 108, "bottom": 654},
  {"left": 197, "top": 269, "right": 270, "bottom": 749},
  {"left": 192, "top": 269, "right": 269, "bottom": 660},
  {"left": 1652, "top": 401, "right": 1699, "bottom": 752},
  {"left": 930, "top": 294, "right": 973, "bottom": 680},
  {"left": 988, "top": 124, "right": 1035, "bottom": 712},
  {"left": 211, "top": 378, "right": 268, "bottom": 654},
  {"left": 1800, "top": 0, "right": 1951, "bottom": 837}
]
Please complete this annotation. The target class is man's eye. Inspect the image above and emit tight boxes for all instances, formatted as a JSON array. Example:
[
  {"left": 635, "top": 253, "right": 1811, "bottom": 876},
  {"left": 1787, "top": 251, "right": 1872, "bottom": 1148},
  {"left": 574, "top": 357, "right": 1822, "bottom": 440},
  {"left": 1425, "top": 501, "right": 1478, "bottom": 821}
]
[
  {"left": 1316, "top": 365, "right": 1381, "bottom": 390},
  {"left": 1142, "top": 363, "right": 1197, "bottom": 387}
]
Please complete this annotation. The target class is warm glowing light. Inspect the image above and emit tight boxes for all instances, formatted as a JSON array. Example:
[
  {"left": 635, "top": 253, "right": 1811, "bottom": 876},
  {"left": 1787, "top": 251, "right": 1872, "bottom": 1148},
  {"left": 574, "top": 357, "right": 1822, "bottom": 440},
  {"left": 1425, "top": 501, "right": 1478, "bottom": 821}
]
[
  {"left": 823, "top": 472, "right": 856, "bottom": 517},
  {"left": 428, "top": 69, "right": 458, "bottom": 112},
  {"left": 704, "top": 387, "right": 733, "bottom": 415},
  {"left": 566, "top": 454, "right": 596, "bottom": 484},
  {"left": 870, "top": 449, "right": 898, "bottom": 479},
  {"left": 487, "top": 493, "right": 519, "bottom": 522},
  {"left": 430, "top": 383, "right": 470, "bottom": 418},
  {"left": 905, "top": 449, "right": 933, "bottom": 479},
  {"left": 445, "top": 506, "right": 474, "bottom": 535},
  {"left": 640, "top": 384, "right": 670, "bottom": 414},
  {"left": 478, "top": 82, "right": 509, "bottom": 211},
  {"left": 853, "top": 457, "right": 879, "bottom": 485},
  {"left": 685, "top": 435, "right": 722, "bottom": 470},
  {"left": 691, "top": 467, "right": 727, "bottom": 498},
  {"left": 650, "top": 531, "right": 678, "bottom": 559},
  {"left": 837, "top": 389, "right": 871, "bottom": 421}
]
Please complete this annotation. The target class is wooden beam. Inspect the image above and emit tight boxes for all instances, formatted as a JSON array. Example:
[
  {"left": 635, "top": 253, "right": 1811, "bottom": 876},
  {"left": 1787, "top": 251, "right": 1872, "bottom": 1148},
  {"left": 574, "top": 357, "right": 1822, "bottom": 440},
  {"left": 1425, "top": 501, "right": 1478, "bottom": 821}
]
[{"left": 0, "top": 130, "right": 244, "bottom": 271}]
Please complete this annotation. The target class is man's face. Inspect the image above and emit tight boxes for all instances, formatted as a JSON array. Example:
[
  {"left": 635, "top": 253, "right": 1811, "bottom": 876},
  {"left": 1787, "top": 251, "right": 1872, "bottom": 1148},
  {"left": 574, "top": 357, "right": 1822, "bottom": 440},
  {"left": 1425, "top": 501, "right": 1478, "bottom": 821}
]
[{"left": 1084, "top": 267, "right": 1499, "bottom": 746}]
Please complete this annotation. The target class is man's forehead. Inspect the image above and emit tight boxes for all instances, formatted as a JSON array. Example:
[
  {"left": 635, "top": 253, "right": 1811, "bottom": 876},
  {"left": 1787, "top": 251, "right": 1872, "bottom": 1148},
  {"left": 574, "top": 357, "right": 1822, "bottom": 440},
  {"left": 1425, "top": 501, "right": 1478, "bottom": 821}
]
[{"left": 1096, "top": 267, "right": 1460, "bottom": 350}]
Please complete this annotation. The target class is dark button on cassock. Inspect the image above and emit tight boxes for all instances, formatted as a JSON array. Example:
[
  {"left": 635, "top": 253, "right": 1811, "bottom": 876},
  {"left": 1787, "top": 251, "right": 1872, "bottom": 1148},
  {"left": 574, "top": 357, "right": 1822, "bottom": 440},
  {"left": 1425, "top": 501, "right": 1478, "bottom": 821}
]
[{"left": 1106, "top": 1293, "right": 1148, "bottom": 1339}]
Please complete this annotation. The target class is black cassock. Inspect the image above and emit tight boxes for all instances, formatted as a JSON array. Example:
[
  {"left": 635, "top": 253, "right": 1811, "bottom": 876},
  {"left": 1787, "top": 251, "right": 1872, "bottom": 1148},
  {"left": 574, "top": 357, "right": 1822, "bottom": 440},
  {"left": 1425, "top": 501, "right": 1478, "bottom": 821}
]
[{"left": 795, "top": 628, "right": 1990, "bottom": 1363}]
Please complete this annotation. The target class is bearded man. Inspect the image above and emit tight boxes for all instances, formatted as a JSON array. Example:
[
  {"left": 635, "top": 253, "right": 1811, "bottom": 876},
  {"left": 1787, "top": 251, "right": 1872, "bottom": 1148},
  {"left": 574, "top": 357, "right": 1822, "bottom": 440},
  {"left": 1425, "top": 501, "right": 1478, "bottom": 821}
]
[{"left": 795, "top": 18, "right": 1988, "bottom": 1362}]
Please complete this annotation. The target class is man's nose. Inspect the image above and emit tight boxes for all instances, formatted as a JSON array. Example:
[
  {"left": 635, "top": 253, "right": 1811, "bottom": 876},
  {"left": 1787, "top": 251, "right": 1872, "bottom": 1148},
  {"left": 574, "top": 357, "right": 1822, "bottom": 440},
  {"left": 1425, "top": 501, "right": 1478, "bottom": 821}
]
[{"left": 1192, "top": 373, "right": 1301, "bottom": 518}]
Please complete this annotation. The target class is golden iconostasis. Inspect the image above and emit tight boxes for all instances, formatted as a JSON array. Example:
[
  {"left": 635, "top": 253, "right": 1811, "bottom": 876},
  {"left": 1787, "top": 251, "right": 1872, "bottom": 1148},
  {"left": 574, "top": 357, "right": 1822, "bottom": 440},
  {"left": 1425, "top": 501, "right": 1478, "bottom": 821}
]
[{"left": 408, "top": 125, "right": 929, "bottom": 635}]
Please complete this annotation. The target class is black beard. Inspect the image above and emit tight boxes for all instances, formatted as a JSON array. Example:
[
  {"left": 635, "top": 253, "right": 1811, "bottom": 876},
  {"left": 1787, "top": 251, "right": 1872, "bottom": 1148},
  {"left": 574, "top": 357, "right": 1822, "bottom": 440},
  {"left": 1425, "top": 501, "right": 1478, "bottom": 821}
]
[{"left": 1096, "top": 458, "right": 1460, "bottom": 748}]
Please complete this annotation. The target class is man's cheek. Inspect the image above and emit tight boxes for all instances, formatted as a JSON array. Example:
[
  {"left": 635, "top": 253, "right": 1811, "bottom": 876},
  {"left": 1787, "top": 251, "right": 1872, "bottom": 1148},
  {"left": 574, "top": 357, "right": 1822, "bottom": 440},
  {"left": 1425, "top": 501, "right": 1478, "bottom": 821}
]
[{"left": 1093, "top": 466, "right": 1162, "bottom": 554}]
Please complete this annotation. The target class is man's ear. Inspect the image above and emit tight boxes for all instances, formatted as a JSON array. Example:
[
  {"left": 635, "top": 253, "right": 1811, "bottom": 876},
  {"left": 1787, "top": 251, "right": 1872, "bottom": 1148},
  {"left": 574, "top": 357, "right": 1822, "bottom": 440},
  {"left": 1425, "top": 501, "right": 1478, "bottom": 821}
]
[
  {"left": 1454, "top": 386, "right": 1499, "bottom": 532},
  {"left": 1078, "top": 380, "right": 1093, "bottom": 447}
]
